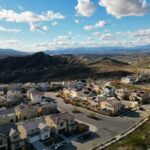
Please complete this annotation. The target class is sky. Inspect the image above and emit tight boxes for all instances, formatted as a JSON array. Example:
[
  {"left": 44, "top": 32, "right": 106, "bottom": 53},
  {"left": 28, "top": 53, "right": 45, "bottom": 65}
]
[{"left": 0, "top": 0, "right": 150, "bottom": 52}]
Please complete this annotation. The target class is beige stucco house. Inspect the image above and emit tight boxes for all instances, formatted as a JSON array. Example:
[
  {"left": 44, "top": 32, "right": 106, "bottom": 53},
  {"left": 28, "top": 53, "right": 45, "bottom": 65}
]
[{"left": 45, "top": 112, "right": 76, "bottom": 135}]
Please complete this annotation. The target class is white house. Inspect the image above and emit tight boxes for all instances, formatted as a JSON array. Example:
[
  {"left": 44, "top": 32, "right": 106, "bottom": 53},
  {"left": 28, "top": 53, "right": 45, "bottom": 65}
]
[{"left": 17, "top": 117, "right": 50, "bottom": 143}]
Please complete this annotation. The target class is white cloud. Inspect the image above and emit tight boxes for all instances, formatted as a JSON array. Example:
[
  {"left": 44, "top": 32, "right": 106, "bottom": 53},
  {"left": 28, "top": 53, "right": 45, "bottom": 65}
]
[
  {"left": 74, "top": 19, "right": 80, "bottom": 24},
  {"left": 51, "top": 21, "right": 58, "bottom": 26},
  {"left": 29, "top": 23, "right": 48, "bottom": 32},
  {"left": 75, "top": 0, "right": 96, "bottom": 17},
  {"left": 84, "top": 20, "right": 107, "bottom": 30},
  {"left": 0, "top": 9, "right": 65, "bottom": 23},
  {"left": 0, "top": 39, "right": 22, "bottom": 49},
  {"left": 0, "top": 25, "right": 21, "bottom": 32},
  {"left": 92, "top": 32, "right": 113, "bottom": 40},
  {"left": 99, "top": 0, "right": 150, "bottom": 18},
  {"left": 117, "top": 29, "right": 150, "bottom": 37},
  {"left": 84, "top": 25, "right": 94, "bottom": 30}
]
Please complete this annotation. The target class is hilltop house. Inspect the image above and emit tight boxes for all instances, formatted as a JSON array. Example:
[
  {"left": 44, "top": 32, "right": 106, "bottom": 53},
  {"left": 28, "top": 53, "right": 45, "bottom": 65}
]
[
  {"left": 17, "top": 117, "right": 50, "bottom": 143},
  {"left": 0, "top": 123, "right": 24, "bottom": 150},
  {"left": 45, "top": 112, "right": 76, "bottom": 135},
  {"left": 15, "top": 103, "right": 37, "bottom": 121}
]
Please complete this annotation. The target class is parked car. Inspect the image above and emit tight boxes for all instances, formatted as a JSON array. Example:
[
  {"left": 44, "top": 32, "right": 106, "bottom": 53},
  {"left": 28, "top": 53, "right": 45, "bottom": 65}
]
[{"left": 53, "top": 143, "right": 64, "bottom": 150}]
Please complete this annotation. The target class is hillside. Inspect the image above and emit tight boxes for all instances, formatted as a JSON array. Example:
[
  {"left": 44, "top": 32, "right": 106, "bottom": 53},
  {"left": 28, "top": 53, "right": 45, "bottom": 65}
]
[{"left": 0, "top": 52, "right": 132, "bottom": 83}]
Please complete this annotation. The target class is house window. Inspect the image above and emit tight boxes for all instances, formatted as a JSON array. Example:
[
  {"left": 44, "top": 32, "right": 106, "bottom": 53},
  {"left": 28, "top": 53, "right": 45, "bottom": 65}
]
[
  {"left": 44, "top": 134, "right": 49, "bottom": 139},
  {"left": 60, "top": 122, "right": 64, "bottom": 127},
  {"left": 13, "top": 135, "right": 19, "bottom": 140},
  {"left": 70, "top": 119, "right": 74, "bottom": 123},
  {"left": 0, "top": 139, "right": 2, "bottom": 145}
]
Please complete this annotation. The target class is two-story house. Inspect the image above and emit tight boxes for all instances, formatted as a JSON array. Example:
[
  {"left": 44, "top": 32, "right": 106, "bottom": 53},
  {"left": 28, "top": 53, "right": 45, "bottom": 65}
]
[
  {"left": 100, "top": 97, "right": 124, "bottom": 114},
  {"left": 0, "top": 123, "right": 24, "bottom": 150},
  {"left": 0, "top": 108, "right": 16, "bottom": 125},
  {"left": 45, "top": 112, "right": 76, "bottom": 135},
  {"left": 17, "top": 117, "right": 50, "bottom": 144},
  {"left": 37, "top": 102, "right": 57, "bottom": 116},
  {"left": 0, "top": 134, "right": 8, "bottom": 150},
  {"left": 27, "top": 89, "right": 44, "bottom": 104},
  {"left": 7, "top": 90, "right": 22, "bottom": 107},
  {"left": 15, "top": 103, "right": 38, "bottom": 121}
]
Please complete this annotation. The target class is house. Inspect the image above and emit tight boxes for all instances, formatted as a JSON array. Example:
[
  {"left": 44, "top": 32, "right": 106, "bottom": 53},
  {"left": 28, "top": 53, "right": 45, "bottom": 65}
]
[
  {"left": 76, "top": 80, "right": 84, "bottom": 90},
  {"left": 0, "top": 123, "right": 24, "bottom": 150},
  {"left": 121, "top": 76, "right": 134, "bottom": 84},
  {"left": 36, "top": 82, "right": 49, "bottom": 91},
  {"left": 37, "top": 102, "right": 57, "bottom": 116},
  {"left": 7, "top": 90, "right": 22, "bottom": 106},
  {"left": 23, "top": 82, "right": 36, "bottom": 89},
  {"left": 115, "top": 89, "right": 129, "bottom": 100},
  {"left": 15, "top": 103, "right": 37, "bottom": 121},
  {"left": 0, "top": 96, "right": 7, "bottom": 107},
  {"left": 0, "top": 134, "right": 8, "bottom": 150},
  {"left": 50, "top": 82, "right": 64, "bottom": 89},
  {"left": 62, "top": 89, "right": 78, "bottom": 99},
  {"left": 103, "top": 86, "right": 115, "bottom": 97},
  {"left": 45, "top": 112, "right": 76, "bottom": 135},
  {"left": 0, "top": 108, "right": 16, "bottom": 125},
  {"left": 121, "top": 100, "right": 139, "bottom": 109},
  {"left": 10, "top": 83, "right": 23, "bottom": 91},
  {"left": 17, "top": 117, "right": 50, "bottom": 143},
  {"left": 27, "top": 89, "right": 44, "bottom": 104},
  {"left": 100, "top": 97, "right": 124, "bottom": 114},
  {"left": 129, "top": 91, "right": 150, "bottom": 102}
]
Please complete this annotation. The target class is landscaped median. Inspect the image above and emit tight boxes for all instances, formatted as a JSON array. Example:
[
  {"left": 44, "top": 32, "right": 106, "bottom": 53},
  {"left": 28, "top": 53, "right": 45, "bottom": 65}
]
[{"left": 92, "top": 117, "right": 149, "bottom": 150}]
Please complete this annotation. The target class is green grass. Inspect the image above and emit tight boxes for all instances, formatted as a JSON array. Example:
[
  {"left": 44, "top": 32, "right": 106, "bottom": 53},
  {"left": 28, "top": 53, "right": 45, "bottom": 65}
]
[{"left": 105, "top": 120, "right": 150, "bottom": 150}]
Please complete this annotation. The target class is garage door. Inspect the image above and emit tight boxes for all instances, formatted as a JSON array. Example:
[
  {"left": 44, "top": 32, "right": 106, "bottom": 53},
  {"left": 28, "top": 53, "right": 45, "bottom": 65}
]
[{"left": 58, "top": 128, "right": 66, "bottom": 134}]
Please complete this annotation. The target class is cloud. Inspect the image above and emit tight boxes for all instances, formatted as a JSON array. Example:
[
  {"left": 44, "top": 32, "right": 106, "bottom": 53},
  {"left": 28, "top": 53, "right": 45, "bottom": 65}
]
[
  {"left": 29, "top": 23, "right": 48, "bottom": 32},
  {"left": 0, "top": 39, "right": 22, "bottom": 49},
  {"left": 0, "top": 25, "right": 21, "bottom": 32},
  {"left": 74, "top": 19, "right": 80, "bottom": 24},
  {"left": 75, "top": 0, "right": 96, "bottom": 17},
  {"left": 116, "top": 28, "right": 150, "bottom": 37},
  {"left": 84, "top": 20, "right": 108, "bottom": 30},
  {"left": 0, "top": 9, "right": 65, "bottom": 23},
  {"left": 92, "top": 32, "right": 113, "bottom": 40},
  {"left": 51, "top": 21, "right": 58, "bottom": 26},
  {"left": 55, "top": 35, "right": 73, "bottom": 42},
  {"left": 99, "top": 0, "right": 150, "bottom": 18}
]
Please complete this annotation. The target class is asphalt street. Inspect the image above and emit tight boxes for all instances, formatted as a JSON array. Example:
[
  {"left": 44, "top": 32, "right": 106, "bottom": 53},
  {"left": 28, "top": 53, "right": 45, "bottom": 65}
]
[{"left": 45, "top": 92, "right": 150, "bottom": 150}]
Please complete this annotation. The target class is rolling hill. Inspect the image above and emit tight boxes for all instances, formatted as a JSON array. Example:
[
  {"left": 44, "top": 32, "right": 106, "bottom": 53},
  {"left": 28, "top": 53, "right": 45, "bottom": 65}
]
[{"left": 0, "top": 52, "right": 132, "bottom": 83}]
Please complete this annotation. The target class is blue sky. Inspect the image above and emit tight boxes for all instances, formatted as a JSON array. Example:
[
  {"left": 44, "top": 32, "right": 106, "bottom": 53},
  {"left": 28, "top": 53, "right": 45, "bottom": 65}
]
[{"left": 0, "top": 0, "right": 150, "bottom": 52}]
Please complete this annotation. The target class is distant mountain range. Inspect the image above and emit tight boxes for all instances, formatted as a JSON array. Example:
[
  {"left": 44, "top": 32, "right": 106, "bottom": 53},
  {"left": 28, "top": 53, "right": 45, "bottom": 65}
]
[
  {"left": 45, "top": 45, "right": 150, "bottom": 55},
  {"left": 0, "top": 48, "right": 29, "bottom": 57},
  {"left": 0, "top": 45, "right": 150, "bottom": 57}
]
